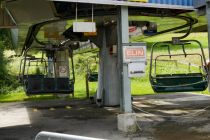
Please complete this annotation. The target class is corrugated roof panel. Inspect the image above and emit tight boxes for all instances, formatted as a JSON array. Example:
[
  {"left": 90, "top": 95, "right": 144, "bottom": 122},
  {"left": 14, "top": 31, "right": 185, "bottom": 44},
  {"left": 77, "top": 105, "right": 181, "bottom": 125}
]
[
  {"left": 148, "top": 0, "right": 193, "bottom": 6},
  {"left": 193, "top": 0, "right": 205, "bottom": 8}
]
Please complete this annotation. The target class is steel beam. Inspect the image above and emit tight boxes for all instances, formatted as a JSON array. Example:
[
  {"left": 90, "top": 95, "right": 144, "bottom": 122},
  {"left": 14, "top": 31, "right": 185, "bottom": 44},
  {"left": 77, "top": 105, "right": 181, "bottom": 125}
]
[{"left": 117, "top": 6, "right": 132, "bottom": 113}]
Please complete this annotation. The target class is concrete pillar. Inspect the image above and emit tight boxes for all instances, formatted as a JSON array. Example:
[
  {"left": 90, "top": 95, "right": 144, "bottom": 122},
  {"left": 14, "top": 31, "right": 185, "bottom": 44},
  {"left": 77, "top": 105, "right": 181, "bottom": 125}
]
[
  {"left": 118, "top": 113, "right": 138, "bottom": 133},
  {"left": 96, "top": 41, "right": 104, "bottom": 105},
  {"left": 102, "top": 29, "right": 120, "bottom": 106},
  {"left": 96, "top": 27, "right": 120, "bottom": 106}
]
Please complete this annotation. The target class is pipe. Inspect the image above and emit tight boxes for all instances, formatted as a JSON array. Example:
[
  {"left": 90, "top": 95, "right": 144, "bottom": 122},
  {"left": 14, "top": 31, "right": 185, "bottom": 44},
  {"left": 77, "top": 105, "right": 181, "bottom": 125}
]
[{"left": 35, "top": 131, "right": 106, "bottom": 140}]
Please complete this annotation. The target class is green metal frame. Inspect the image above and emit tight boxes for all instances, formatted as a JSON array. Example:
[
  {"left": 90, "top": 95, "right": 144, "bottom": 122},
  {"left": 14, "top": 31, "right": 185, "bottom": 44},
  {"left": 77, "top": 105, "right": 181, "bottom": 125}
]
[
  {"left": 149, "top": 40, "right": 208, "bottom": 93},
  {"left": 86, "top": 56, "right": 99, "bottom": 82},
  {"left": 20, "top": 47, "right": 75, "bottom": 96}
]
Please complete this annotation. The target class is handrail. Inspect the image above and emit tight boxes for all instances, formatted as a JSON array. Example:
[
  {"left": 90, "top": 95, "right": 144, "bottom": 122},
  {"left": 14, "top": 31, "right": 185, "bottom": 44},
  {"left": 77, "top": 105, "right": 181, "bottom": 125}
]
[{"left": 35, "top": 131, "right": 106, "bottom": 140}]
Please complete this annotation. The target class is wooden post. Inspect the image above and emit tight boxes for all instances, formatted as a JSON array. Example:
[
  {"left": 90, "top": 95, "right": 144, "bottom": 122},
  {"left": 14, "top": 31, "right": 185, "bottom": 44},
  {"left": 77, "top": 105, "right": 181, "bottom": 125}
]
[{"left": 85, "top": 74, "right": 89, "bottom": 98}]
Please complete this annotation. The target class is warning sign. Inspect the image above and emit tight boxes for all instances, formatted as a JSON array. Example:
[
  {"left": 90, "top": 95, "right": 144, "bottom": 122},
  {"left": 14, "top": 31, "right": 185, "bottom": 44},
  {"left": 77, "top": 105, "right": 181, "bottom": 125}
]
[{"left": 123, "top": 44, "right": 146, "bottom": 63}]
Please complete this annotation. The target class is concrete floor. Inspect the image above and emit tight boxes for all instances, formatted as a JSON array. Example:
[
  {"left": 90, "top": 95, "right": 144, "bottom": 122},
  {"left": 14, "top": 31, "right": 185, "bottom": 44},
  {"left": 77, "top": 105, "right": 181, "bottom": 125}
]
[{"left": 0, "top": 92, "right": 210, "bottom": 140}]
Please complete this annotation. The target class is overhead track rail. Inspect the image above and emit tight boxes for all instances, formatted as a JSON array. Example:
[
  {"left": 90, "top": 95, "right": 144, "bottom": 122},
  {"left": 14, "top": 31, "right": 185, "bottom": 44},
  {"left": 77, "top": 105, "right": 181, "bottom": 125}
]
[{"left": 144, "top": 16, "right": 198, "bottom": 38}]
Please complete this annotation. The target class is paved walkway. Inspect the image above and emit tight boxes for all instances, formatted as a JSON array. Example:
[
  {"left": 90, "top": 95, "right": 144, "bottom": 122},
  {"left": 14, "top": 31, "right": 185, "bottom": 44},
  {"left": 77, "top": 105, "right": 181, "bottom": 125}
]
[{"left": 0, "top": 93, "right": 210, "bottom": 140}]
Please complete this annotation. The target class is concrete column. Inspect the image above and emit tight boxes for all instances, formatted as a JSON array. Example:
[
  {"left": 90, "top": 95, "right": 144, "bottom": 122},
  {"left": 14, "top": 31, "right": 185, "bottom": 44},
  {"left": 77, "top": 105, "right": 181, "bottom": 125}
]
[
  {"left": 96, "top": 32, "right": 105, "bottom": 105},
  {"left": 97, "top": 28, "right": 120, "bottom": 106},
  {"left": 117, "top": 8, "right": 137, "bottom": 133},
  {"left": 117, "top": 6, "right": 132, "bottom": 113},
  {"left": 206, "top": 1, "right": 210, "bottom": 91}
]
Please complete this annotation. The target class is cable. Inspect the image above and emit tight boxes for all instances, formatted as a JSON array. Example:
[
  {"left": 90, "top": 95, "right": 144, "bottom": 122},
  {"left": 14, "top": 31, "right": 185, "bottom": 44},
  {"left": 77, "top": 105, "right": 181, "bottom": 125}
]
[{"left": 132, "top": 102, "right": 210, "bottom": 119}]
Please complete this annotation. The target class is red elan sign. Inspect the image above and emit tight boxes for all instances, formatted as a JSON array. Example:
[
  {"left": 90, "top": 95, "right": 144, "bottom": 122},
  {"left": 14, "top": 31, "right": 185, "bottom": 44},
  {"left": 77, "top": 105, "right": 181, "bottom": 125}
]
[
  {"left": 125, "top": 48, "right": 145, "bottom": 59},
  {"left": 123, "top": 45, "right": 146, "bottom": 63}
]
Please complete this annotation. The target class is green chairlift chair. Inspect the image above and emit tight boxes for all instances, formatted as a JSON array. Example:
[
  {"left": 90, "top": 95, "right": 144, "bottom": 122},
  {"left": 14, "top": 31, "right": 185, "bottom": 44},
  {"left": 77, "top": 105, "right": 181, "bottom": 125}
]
[
  {"left": 20, "top": 52, "right": 75, "bottom": 96},
  {"left": 85, "top": 55, "right": 99, "bottom": 98},
  {"left": 149, "top": 40, "right": 208, "bottom": 93},
  {"left": 86, "top": 56, "right": 98, "bottom": 82}
]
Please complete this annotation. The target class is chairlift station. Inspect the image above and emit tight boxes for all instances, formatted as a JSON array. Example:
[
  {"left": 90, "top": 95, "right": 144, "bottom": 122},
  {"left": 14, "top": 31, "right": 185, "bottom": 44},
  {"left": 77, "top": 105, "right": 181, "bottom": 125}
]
[{"left": 0, "top": 0, "right": 210, "bottom": 134}]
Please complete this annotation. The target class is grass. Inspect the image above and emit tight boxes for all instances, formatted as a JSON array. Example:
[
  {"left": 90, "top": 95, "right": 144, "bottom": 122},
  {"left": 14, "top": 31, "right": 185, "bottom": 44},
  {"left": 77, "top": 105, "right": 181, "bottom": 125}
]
[
  {"left": 0, "top": 92, "right": 58, "bottom": 103},
  {"left": 0, "top": 32, "right": 209, "bottom": 102},
  {"left": 0, "top": 76, "right": 98, "bottom": 103}
]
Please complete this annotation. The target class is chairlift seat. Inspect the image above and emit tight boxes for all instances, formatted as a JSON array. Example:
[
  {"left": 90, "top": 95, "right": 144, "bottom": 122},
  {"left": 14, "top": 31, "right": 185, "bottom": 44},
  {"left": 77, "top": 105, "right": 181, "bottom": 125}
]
[
  {"left": 88, "top": 72, "right": 98, "bottom": 82},
  {"left": 151, "top": 73, "right": 208, "bottom": 92},
  {"left": 149, "top": 40, "right": 209, "bottom": 93},
  {"left": 24, "top": 76, "right": 74, "bottom": 95},
  {"left": 25, "top": 77, "right": 43, "bottom": 94},
  {"left": 43, "top": 78, "right": 55, "bottom": 92}
]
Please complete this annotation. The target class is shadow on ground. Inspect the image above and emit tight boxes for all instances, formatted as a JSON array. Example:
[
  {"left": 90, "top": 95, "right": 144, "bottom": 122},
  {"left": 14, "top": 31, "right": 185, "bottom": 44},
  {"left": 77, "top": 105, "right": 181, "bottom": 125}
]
[
  {"left": 0, "top": 99, "right": 126, "bottom": 140},
  {"left": 133, "top": 93, "right": 210, "bottom": 140}
]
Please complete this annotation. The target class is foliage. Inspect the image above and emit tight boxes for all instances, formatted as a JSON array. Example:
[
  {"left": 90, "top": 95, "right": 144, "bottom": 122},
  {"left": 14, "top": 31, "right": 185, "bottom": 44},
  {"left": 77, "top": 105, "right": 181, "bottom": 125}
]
[
  {"left": 0, "top": 29, "right": 19, "bottom": 94},
  {"left": 74, "top": 52, "right": 98, "bottom": 75}
]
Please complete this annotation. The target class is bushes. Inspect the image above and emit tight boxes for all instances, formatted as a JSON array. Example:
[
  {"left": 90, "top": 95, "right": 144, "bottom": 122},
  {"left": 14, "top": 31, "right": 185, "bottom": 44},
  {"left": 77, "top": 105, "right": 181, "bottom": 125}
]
[
  {"left": 74, "top": 52, "right": 98, "bottom": 75},
  {"left": 0, "top": 29, "right": 20, "bottom": 94}
]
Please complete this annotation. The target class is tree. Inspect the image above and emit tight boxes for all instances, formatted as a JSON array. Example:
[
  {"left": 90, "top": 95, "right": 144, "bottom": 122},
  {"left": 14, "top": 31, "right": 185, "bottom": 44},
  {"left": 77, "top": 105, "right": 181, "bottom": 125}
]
[{"left": 0, "top": 29, "right": 16, "bottom": 93}]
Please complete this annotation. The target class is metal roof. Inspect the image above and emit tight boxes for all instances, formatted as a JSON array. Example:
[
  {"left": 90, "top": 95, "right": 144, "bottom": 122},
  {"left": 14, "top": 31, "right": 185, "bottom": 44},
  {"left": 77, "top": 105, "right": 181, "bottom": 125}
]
[
  {"left": 53, "top": 0, "right": 195, "bottom": 10},
  {"left": 2, "top": 0, "right": 197, "bottom": 55}
]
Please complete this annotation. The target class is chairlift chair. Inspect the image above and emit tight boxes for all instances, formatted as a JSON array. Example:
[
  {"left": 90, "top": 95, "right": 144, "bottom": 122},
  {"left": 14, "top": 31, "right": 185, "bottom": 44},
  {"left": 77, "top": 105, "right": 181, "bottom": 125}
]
[
  {"left": 86, "top": 56, "right": 99, "bottom": 82},
  {"left": 19, "top": 56, "right": 47, "bottom": 83},
  {"left": 149, "top": 40, "right": 208, "bottom": 93},
  {"left": 85, "top": 55, "right": 99, "bottom": 98},
  {"left": 20, "top": 51, "right": 75, "bottom": 96}
]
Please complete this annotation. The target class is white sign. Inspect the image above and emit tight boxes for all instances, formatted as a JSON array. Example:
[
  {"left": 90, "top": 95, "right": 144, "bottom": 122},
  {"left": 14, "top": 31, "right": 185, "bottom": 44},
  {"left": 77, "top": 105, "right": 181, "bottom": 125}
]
[
  {"left": 123, "top": 45, "right": 146, "bottom": 63},
  {"left": 73, "top": 22, "right": 96, "bottom": 33},
  {"left": 59, "top": 66, "right": 68, "bottom": 77},
  {"left": 128, "top": 62, "right": 146, "bottom": 78}
]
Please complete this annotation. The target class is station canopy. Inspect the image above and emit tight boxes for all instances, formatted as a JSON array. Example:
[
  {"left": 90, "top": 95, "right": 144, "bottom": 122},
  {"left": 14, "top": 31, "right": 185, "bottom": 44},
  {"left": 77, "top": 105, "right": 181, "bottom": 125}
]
[{"left": 2, "top": 0, "right": 196, "bottom": 55}]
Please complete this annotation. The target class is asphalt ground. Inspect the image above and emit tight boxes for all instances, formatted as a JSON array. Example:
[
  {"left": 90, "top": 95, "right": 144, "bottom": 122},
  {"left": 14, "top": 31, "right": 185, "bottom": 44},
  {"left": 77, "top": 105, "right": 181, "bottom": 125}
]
[{"left": 0, "top": 92, "right": 210, "bottom": 140}]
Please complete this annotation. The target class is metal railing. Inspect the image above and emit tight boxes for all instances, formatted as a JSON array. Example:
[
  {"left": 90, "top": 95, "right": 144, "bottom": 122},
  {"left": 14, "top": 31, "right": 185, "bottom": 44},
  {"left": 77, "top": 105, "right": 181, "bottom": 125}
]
[{"left": 35, "top": 131, "right": 107, "bottom": 140}]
